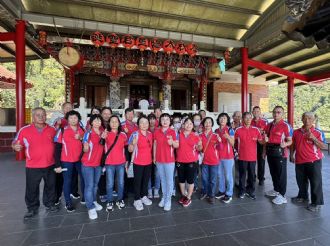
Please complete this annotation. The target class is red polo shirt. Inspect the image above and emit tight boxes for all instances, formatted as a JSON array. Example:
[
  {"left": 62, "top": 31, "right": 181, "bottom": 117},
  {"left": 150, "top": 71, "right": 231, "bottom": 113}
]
[
  {"left": 105, "top": 131, "right": 127, "bottom": 165},
  {"left": 251, "top": 118, "right": 268, "bottom": 132},
  {"left": 121, "top": 120, "right": 138, "bottom": 140},
  {"left": 129, "top": 130, "right": 153, "bottom": 165},
  {"left": 176, "top": 131, "right": 200, "bottom": 163},
  {"left": 216, "top": 126, "right": 235, "bottom": 160},
  {"left": 81, "top": 129, "right": 103, "bottom": 167},
  {"left": 154, "top": 128, "right": 178, "bottom": 163},
  {"left": 200, "top": 131, "right": 221, "bottom": 165},
  {"left": 54, "top": 125, "right": 84, "bottom": 162},
  {"left": 293, "top": 127, "right": 326, "bottom": 164},
  {"left": 234, "top": 126, "right": 262, "bottom": 162},
  {"left": 265, "top": 120, "right": 293, "bottom": 157},
  {"left": 53, "top": 117, "right": 67, "bottom": 129},
  {"left": 13, "top": 124, "right": 56, "bottom": 168}
]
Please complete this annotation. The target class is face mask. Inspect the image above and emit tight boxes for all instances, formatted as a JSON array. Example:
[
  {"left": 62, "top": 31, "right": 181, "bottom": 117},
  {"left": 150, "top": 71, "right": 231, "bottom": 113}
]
[
  {"left": 174, "top": 123, "right": 181, "bottom": 130},
  {"left": 194, "top": 120, "right": 201, "bottom": 127}
]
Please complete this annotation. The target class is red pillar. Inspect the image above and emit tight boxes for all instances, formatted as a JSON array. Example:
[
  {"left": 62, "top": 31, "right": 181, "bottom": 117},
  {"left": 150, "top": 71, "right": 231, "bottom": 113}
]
[
  {"left": 241, "top": 47, "right": 248, "bottom": 112},
  {"left": 15, "top": 20, "right": 26, "bottom": 161},
  {"left": 287, "top": 77, "right": 294, "bottom": 126}
]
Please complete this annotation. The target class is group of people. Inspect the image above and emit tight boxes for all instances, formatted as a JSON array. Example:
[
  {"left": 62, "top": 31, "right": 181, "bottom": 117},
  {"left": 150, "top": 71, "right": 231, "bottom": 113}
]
[{"left": 12, "top": 102, "right": 327, "bottom": 220}]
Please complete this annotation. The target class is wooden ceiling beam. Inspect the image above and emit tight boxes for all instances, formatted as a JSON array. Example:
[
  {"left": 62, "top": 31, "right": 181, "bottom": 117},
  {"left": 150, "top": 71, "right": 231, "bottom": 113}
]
[{"left": 52, "top": 0, "right": 248, "bottom": 30}]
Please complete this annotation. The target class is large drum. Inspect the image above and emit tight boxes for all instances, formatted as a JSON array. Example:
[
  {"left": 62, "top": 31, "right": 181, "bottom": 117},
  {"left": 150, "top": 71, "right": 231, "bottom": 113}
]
[{"left": 58, "top": 46, "right": 84, "bottom": 70}]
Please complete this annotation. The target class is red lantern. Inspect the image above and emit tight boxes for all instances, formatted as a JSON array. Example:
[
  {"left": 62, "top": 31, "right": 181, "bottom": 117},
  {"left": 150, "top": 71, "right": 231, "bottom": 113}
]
[
  {"left": 121, "top": 34, "right": 135, "bottom": 49},
  {"left": 150, "top": 38, "right": 162, "bottom": 53},
  {"left": 38, "top": 31, "right": 47, "bottom": 46},
  {"left": 186, "top": 43, "right": 197, "bottom": 57},
  {"left": 90, "top": 31, "right": 105, "bottom": 47},
  {"left": 163, "top": 39, "right": 175, "bottom": 54},
  {"left": 136, "top": 36, "right": 149, "bottom": 51},
  {"left": 175, "top": 41, "right": 186, "bottom": 56},
  {"left": 106, "top": 33, "right": 120, "bottom": 48}
]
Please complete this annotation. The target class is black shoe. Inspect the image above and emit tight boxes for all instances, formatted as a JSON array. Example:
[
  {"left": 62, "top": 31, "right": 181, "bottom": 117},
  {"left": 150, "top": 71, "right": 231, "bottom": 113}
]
[
  {"left": 215, "top": 192, "right": 225, "bottom": 199},
  {"left": 259, "top": 180, "right": 264, "bottom": 186},
  {"left": 70, "top": 193, "right": 80, "bottom": 199},
  {"left": 307, "top": 204, "right": 321, "bottom": 212},
  {"left": 208, "top": 197, "right": 215, "bottom": 204},
  {"left": 291, "top": 196, "right": 308, "bottom": 203},
  {"left": 222, "top": 195, "right": 232, "bottom": 204},
  {"left": 65, "top": 204, "right": 75, "bottom": 213},
  {"left": 200, "top": 193, "right": 207, "bottom": 200},
  {"left": 238, "top": 193, "right": 245, "bottom": 199},
  {"left": 46, "top": 205, "right": 59, "bottom": 212},
  {"left": 246, "top": 193, "right": 256, "bottom": 200},
  {"left": 24, "top": 210, "right": 37, "bottom": 219},
  {"left": 55, "top": 197, "right": 61, "bottom": 206}
]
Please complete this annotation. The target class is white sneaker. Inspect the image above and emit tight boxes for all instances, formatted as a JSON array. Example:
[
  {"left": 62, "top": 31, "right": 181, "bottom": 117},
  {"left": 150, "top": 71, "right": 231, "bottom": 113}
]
[
  {"left": 164, "top": 202, "right": 171, "bottom": 211},
  {"left": 158, "top": 198, "right": 165, "bottom": 208},
  {"left": 88, "top": 208, "right": 98, "bottom": 220},
  {"left": 272, "top": 194, "right": 288, "bottom": 205},
  {"left": 265, "top": 190, "right": 279, "bottom": 197},
  {"left": 133, "top": 200, "right": 144, "bottom": 211},
  {"left": 93, "top": 201, "right": 103, "bottom": 211},
  {"left": 153, "top": 189, "right": 160, "bottom": 199},
  {"left": 141, "top": 196, "right": 152, "bottom": 206}
]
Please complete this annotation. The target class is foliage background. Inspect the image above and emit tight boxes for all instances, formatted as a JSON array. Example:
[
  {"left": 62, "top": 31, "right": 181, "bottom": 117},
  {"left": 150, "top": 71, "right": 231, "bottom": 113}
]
[{"left": 0, "top": 58, "right": 64, "bottom": 110}]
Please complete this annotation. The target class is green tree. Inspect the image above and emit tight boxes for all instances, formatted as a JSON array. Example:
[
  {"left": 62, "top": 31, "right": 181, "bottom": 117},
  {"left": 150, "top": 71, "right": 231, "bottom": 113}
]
[{"left": 0, "top": 58, "right": 65, "bottom": 109}]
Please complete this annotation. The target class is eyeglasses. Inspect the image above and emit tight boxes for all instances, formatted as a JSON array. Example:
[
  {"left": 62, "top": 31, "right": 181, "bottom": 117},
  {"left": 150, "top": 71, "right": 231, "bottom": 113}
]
[{"left": 273, "top": 111, "right": 282, "bottom": 114}]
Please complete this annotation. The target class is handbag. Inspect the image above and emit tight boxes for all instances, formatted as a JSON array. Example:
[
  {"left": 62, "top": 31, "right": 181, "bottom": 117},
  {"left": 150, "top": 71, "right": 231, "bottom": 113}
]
[
  {"left": 265, "top": 123, "right": 284, "bottom": 158},
  {"left": 101, "top": 133, "right": 120, "bottom": 166}
]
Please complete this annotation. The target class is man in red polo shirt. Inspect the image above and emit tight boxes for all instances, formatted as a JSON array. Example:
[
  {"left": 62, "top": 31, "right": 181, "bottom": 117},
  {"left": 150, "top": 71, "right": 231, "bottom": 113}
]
[
  {"left": 251, "top": 106, "right": 268, "bottom": 185},
  {"left": 291, "top": 112, "right": 326, "bottom": 212},
  {"left": 12, "top": 107, "right": 58, "bottom": 219},
  {"left": 264, "top": 106, "right": 293, "bottom": 205},
  {"left": 234, "top": 112, "right": 264, "bottom": 199}
]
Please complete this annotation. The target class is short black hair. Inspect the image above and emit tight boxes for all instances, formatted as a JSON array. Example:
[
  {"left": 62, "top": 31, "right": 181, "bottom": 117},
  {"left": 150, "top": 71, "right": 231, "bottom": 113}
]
[
  {"left": 192, "top": 113, "right": 201, "bottom": 120},
  {"left": 109, "top": 115, "right": 122, "bottom": 132},
  {"left": 198, "top": 110, "right": 206, "bottom": 114},
  {"left": 217, "top": 113, "right": 231, "bottom": 127},
  {"left": 148, "top": 113, "right": 156, "bottom": 120},
  {"left": 65, "top": 110, "right": 81, "bottom": 121},
  {"left": 273, "top": 105, "right": 284, "bottom": 112},
  {"left": 242, "top": 111, "right": 252, "bottom": 119},
  {"left": 89, "top": 114, "right": 103, "bottom": 127},
  {"left": 90, "top": 106, "right": 101, "bottom": 115},
  {"left": 183, "top": 117, "right": 193, "bottom": 125},
  {"left": 252, "top": 106, "right": 260, "bottom": 111},
  {"left": 154, "top": 107, "right": 161, "bottom": 113},
  {"left": 159, "top": 113, "right": 172, "bottom": 127},
  {"left": 202, "top": 117, "right": 214, "bottom": 127},
  {"left": 101, "top": 106, "right": 112, "bottom": 114},
  {"left": 125, "top": 107, "right": 134, "bottom": 115},
  {"left": 137, "top": 115, "right": 149, "bottom": 126}
]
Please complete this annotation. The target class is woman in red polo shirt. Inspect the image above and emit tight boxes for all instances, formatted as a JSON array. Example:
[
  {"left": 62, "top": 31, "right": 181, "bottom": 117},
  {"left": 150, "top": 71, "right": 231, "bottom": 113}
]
[
  {"left": 215, "top": 113, "right": 235, "bottom": 203},
  {"left": 103, "top": 115, "right": 127, "bottom": 212},
  {"left": 176, "top": 118, "right": 202, "bottom": 207},
  {"left": 54, "top": 110, "right": 85, "bottom": 213},
  {"left": 128, "top": 116, "right": 153, "bottom": 211},
  {"left": 81, "top": 114, "right": 104, "bottom": 220},
  {"left": 200, "top": 117, "right": 221, "bottom": 204},
  {"left": 153, "top": 113, "right": 179, "bottom": 211}
]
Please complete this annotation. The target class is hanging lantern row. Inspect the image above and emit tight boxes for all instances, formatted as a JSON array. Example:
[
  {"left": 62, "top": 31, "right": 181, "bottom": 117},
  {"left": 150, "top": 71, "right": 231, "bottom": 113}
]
[{"left": 90, "top": 31, "right": 198, "bottom": 56}]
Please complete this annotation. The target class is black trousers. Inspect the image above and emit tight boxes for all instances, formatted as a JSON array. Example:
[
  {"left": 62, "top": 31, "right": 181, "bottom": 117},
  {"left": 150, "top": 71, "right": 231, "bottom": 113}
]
[
  {"left": 124, "top": 146, "right": 134, "bottom": 197},
  {"left": 98, "top": 172, "right": 107, "bottom": 196},
  {"left": 238, "top": 160, "right": 256, "bottom": 195},
  {"left": 55, "top": 173, "right": 63, "bottom": 201},
  {"left": 267, "top": 155, "right": 287, "bottom": 196},
  {"left": 295, "top": 160, "right": 324, "bottom": 205},
  {"left": 257, "top": 142, "right": 265, "bottom": 181},
  {"left": 25, "top": 165, "right": 56, "bottom": 211},
  {"left": 133, "top": 164, "right": 151, "bottom": 200}
]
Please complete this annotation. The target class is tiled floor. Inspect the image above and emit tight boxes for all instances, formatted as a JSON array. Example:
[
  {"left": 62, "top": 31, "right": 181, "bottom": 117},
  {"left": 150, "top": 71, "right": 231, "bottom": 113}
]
[{"left": 1, "top": 152, "right": 330, "bottom": 246}]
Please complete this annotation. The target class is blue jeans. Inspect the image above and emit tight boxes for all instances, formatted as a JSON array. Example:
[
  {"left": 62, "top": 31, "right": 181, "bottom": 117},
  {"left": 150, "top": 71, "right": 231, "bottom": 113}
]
[
  {"left": 62, "top": 161, "right": 84, "bottom": 205},
  {"left": 148, "top": 164, "right": 161, "bottom": 191},
  {"left": 156, "top": 162, "right": 175, "bottom": 205},
  {"left": 218, "top": 159, "right": 234, "bottom": 197},
  {"left": 201, "top": 164, "right": 219, "bottom": 198},
  {"left": 81, "top": 165, "right": 102, "bottom": 209},
  {"left": 105, "top": 164, "right": 125, "bottom": 202}
]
